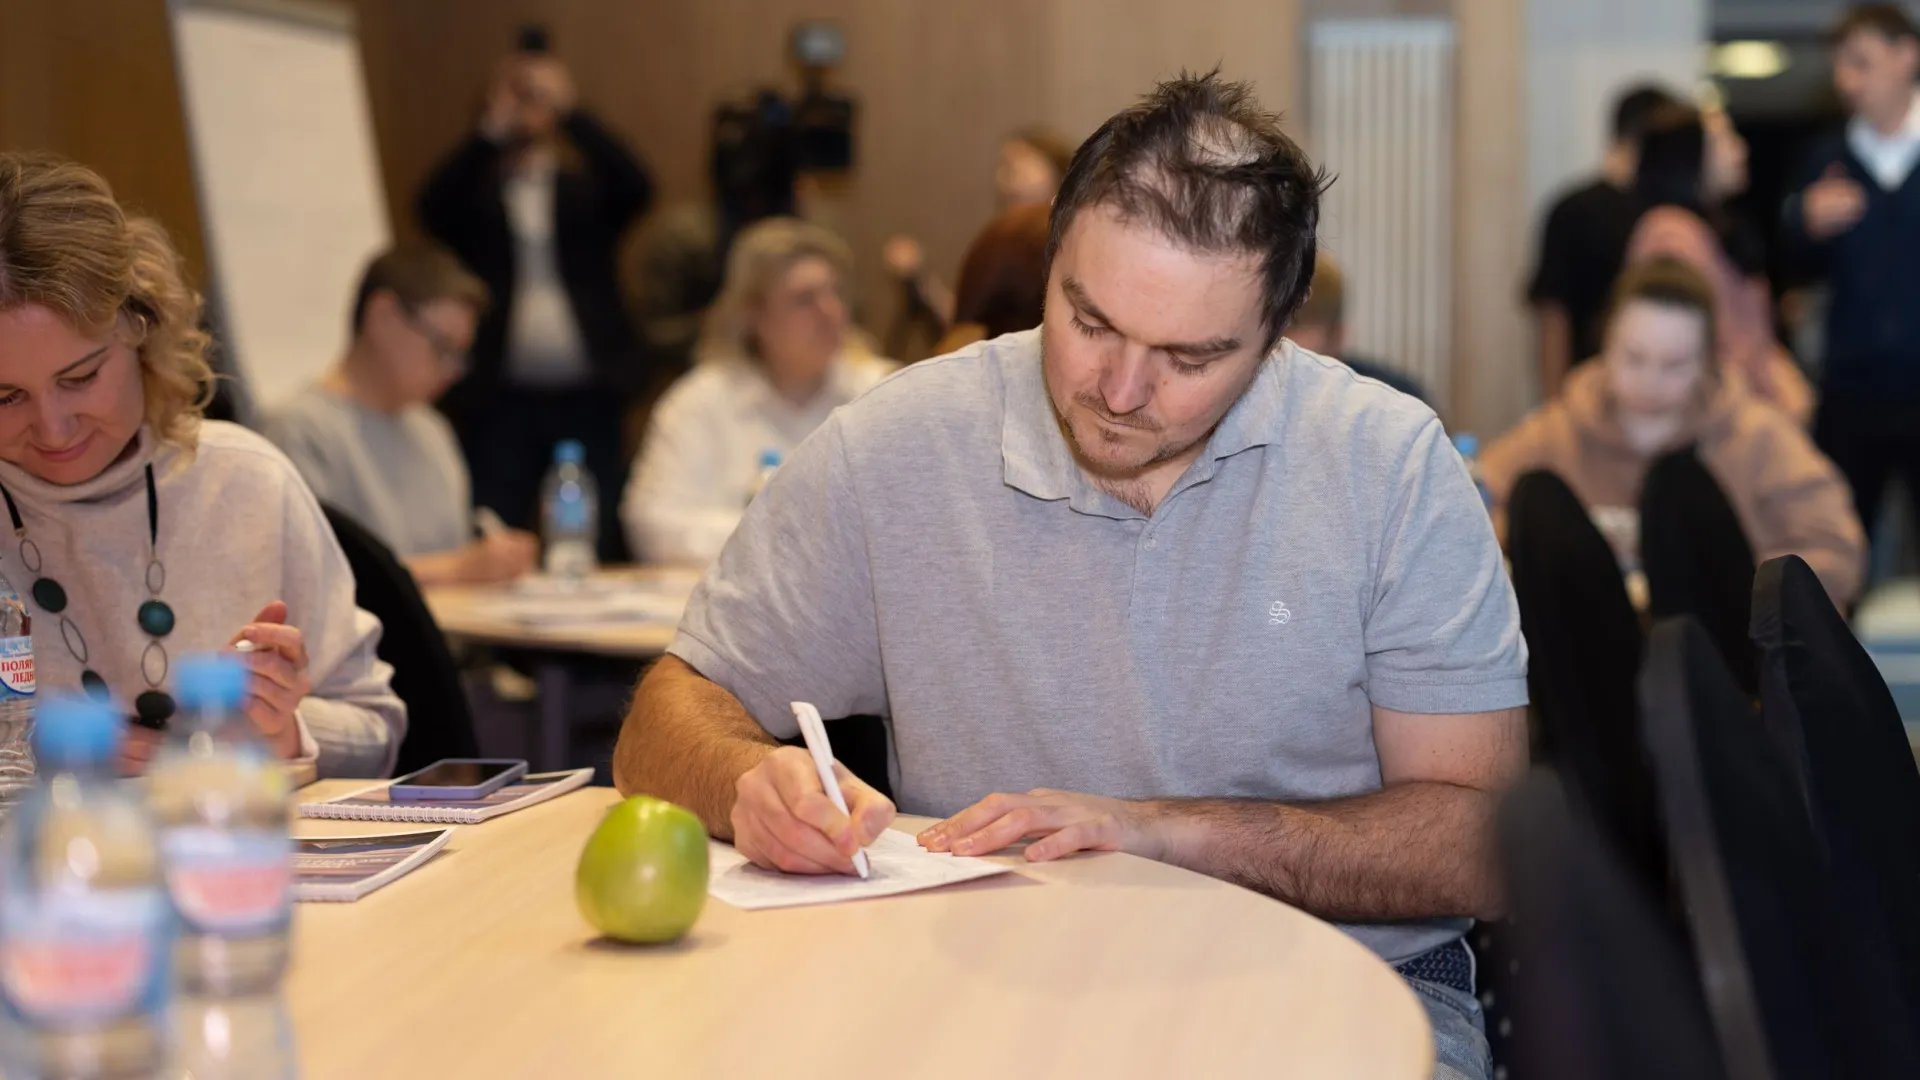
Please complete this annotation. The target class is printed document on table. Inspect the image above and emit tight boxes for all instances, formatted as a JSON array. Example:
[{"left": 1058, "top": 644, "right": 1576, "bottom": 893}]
[{"left": 708, "top": 829, "right": 1019, "bottom": 910}]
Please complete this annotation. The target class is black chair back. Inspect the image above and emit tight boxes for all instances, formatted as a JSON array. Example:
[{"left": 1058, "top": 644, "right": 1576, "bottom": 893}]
[
  {"left": 1750, "top": 555, "right": 1920, "bottom": 1032},
  {"left": 1499, "top": 768, "right": 1728, "bottom": 1080},
  {"left": 1507, "top": 469, "right": 1663, "bottom": 887},
  {"left": 1641, "top": 616, "right": 1920, "bottom": 1080},
  {"left": 1642, "top": 446, "right": 1759, "bottom": 695},
  {"left": 321, "top": 503, "right": 479, "bottom": 777}
]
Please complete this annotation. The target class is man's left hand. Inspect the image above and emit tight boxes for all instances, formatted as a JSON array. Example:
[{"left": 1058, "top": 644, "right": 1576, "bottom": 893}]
[{"left": 917, "top": 789, "right": 1168, "bottom": 863}]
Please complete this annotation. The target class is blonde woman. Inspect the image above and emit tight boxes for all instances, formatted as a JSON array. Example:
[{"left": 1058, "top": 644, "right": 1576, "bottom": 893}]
[
  {"left": 621, "top": 218, "right": 895, "bottom": 564},
  {"left": 0, "top": 153, "right": 404, "bottom": 778}
]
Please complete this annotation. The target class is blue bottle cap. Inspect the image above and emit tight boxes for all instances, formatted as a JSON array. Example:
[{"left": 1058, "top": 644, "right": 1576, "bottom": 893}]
[
  {"left": 554, "top": 440, "right": 586, "bottom": 466},
  {"left": 173, "top": 653, "right": 250, "bottom": 711},
  {"left": 33, "top": 696, "right": 124, "bottom": 767},
  {"left": 1451, "top": 433, "right": 1480, "bottom": 459}
]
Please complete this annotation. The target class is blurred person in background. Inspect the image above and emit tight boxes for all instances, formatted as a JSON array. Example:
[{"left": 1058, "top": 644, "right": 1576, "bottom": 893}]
[
  {"left": 1285, "top": 252, "right": 1430, "bottom": 404},
  {"left": 264, "top": 246, "right": 539, "bottom": 587},
  {"left": 1783, "top": 3, "right": 1920, "bottom": 550},
  {"left": 1628, "top": 101, "right": 1814, "bottom": 424},
  {"left": 629, "top": 90, "right": 805, "bottom": 394},
  {"left": 0, "top": 153, "right": 404, "bottom": 777},
  {"left": 1480, "top": 259, "right": 1863, "bottom": 607},
  {"left": 1528, "top": 84, "right": 1678, "bottom": 398},
  {"left": 621, "top": 219, "right": 894, "bottom": 565},
  {"left": 416, "top": 36, "right": 653, "bottom": 562},
  {"left": 883, "top": 127, "right": 1077, "bottom": 352},
  {"left": 931, "top": 202, "right": 1051, "bottom": 355}
]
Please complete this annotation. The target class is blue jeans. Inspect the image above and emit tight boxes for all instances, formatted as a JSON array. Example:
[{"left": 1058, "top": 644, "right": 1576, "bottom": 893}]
[{"left": 1407, "top": 975, "right": 1492, "bottom": 1080}]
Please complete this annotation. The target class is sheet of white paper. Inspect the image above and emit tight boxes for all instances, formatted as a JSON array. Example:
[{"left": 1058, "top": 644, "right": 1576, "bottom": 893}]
[
  {"left": 488, "top": 591, "right": 687, "bottom": 629},
  {"left": 708, "top": 829, "right": 1018, "bottom": 910}
]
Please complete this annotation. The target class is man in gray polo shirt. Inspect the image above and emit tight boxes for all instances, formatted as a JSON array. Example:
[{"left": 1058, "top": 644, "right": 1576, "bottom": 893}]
[{"left": 615, "top": 73, "right": 1526, "bottom": 1080}]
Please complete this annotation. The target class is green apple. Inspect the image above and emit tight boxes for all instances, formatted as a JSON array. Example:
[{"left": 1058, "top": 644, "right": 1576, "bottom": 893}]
[{"left": 575, "top": 795, "right": 710, "bottom": 943}]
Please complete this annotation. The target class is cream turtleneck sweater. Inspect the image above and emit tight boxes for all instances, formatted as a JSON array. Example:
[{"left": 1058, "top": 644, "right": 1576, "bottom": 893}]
[{"left": 0, "top": 422, "right": 405, "bottom": 777}]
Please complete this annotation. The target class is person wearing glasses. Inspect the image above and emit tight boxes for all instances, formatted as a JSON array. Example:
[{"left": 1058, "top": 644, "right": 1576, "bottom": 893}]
[{"left": 265, "top": 245, "right": 539, "bottom": 586}]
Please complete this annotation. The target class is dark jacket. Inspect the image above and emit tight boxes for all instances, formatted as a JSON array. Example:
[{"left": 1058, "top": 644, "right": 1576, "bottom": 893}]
[
  {"left": 416, "top": 111, "right": 655, "bottom": 414},
  {"left": 1782, "top": 135, "right": 1920, "bottom": 400}
]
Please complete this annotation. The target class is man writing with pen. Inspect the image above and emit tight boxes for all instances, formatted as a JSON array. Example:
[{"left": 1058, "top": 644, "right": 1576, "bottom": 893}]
[{"left": 613, "top": 74, "right": 1527, "bottom": 1080}]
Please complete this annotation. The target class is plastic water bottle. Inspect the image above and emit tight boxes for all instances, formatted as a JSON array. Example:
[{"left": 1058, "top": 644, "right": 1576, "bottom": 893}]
[
  {"left": 0, "top": 696, "right": 174, "bottom": 1080},
  {"left": 540, "top": 439, "right": 599, "bottom": 582},
  {"left": 0, "top": 567, "right": 37, "bottom": 821},
  {"left": 745, "top": 448, "right": 783, "bottom": 506},
  {"left": 148, "top": 653, "right": 296, "bottom": 1079},
  {"left": 1452, "top": 432, "right": 1493, "bottom": 510}
]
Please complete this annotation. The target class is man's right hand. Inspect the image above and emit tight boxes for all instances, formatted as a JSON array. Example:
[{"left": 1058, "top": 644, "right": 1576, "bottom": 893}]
[
  {"left": 731, "top": 746, "right": 895, "bottom": 875},
  {"left": 1804, "top": 164, "right": 1868, "bottom": 240},
  {"left": 461, "top": 529, "right": 540, "bottom": 584}
]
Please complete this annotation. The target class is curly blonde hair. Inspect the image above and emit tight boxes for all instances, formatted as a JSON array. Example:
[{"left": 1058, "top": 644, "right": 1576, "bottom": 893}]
[{"left": 0, "top": 152, "right": 214, "bottom": 448}]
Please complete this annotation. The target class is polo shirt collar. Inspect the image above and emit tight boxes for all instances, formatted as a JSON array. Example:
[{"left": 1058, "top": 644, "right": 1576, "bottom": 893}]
[
  {"left": 1000, "top": 334, "right": 1293, "bottom": 507},
  {"left": 1199, "top": 341, "right": 1290, "bottom": 464},
  {"left": 1000, "top": 335, "right": 1080, "bottom": 503}
]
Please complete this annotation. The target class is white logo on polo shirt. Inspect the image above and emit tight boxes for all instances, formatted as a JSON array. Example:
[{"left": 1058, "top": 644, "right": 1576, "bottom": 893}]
[{"left": 1269, "top": 601, "right": 1291, "bottom": 625}]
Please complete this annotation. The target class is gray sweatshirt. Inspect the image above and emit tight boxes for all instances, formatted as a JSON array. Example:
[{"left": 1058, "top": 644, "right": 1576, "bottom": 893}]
[{"left": 0, "top": 422, "right": 406, "bottom": 777}]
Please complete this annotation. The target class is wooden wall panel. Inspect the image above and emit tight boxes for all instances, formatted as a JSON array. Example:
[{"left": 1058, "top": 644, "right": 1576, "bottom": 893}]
[
  {"left": 351, "top": 0, "right": 1303, "bottom": 347},
  {"left": 0, "top": 0, "right": 206, "bottom": 282},
  {"left": 1452, "top": 0, "right": 1531, "bottom": 435}
]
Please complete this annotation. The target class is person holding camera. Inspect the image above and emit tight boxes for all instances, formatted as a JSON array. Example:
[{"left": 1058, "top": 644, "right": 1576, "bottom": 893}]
[{"left": 416, "top": 35, "right": 654, "bottom": 561}]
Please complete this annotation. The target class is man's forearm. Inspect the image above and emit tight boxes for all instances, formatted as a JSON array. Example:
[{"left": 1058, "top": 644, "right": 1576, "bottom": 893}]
[
  {"left": 612, "top": 655, "right": 779, "bottom": 837},
  {"left": 1155, "top": 782, "right": 1504, "bottom": 922}
]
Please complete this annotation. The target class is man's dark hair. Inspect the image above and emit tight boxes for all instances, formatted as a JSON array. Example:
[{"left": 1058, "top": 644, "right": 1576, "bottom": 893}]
[
  {"left": 1831, "top": 3, "right": 1920, "bottom": 47},
  {"left": 349, "top": 244, "right": 488, "bottom": 336},
  {"left": 1612, "top": 84, "right": 1679, "bottom": 145},
  {"left": 1045, "top": 70, "right": 1331, "bottom": 349},
  {"left": 1633, "top": 102, "right": 1707, "bottom": 213}
]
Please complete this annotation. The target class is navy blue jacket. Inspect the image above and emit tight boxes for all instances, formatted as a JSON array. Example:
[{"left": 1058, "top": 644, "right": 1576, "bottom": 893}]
[{"left": 1783, "top": 135, "right": 1920, "bottom": 399}]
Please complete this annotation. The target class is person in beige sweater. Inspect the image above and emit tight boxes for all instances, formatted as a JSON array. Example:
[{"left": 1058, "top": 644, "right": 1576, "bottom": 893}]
[
  {"left": 0, "top": 152, "right": 405, "bottom": 778},
  {"left": 1482, "top": 258, "right": 1865, "bottom": 607}
]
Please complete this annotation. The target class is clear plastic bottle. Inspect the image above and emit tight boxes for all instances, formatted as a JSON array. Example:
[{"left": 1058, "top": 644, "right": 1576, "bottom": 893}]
[
  {"left": 1452, "top": 432, "right": 1493, "bottom": 510},
  {"left": 0, "top": 566, "right": 37, "bottom": 820},
  {"left": 0, "top": 696, "right": 174, "bottom": 1080},
  {"left": 745, "top": 448, "right": 783, "bottom": 506},
  {"left": 540, "top": 439, "right": 600, "bottom": 582},
  {"left": 148, "top": 653, "right": 296, "bottom": 1079}
]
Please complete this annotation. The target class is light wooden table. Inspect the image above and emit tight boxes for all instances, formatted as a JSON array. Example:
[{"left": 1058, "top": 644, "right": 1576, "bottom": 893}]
[
  {"left": 288, "top": 784, "right": 1434, "bottom": 1080},
  {"left": 422, "top": 568, "right": 698, "bottom": 767}
]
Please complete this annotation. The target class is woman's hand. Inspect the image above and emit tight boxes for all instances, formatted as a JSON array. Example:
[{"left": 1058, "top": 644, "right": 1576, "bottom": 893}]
[
  {"left": 229, "top": 601, "right": 311, "bottom": 760},
  {"left": 119, "top": 724, "right": 161, "bottom": 778}
]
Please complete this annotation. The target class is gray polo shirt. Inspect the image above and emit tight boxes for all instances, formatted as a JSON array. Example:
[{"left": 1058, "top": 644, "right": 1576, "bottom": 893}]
[{"left": 670, "top": 330, "right": 1528, "bottom": 963}]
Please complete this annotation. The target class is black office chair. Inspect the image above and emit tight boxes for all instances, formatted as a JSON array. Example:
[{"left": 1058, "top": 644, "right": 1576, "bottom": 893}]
[
  {"left": 1507, "top": 469, "right": 1663, "bottom": 889},
  {"left": 321, "top": 503, "right": 480, "bottom": 777},
  {"left": 1641, "top": 617, "right": 1920, "bottom": 1080},
  {"left": 1498, "top": 768, "right": 1728, "bottom": 1080},
  {"left": 1751, "top": 555, "right": 1920, "bottom": 1035},
  {"left": 1641, "top": 446, "right": 1758, "bottom": 696}
]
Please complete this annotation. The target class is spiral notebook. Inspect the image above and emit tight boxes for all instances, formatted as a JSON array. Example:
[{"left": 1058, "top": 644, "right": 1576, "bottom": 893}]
[
  {"left": 293, "top": 828, "right": 454, "bottom": 902},
  {"left": 298, "top": 769, "right": 594, "bottom": 823}
]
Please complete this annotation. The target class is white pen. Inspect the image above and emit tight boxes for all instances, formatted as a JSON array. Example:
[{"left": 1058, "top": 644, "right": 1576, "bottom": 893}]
[{"left": 790, "top": 701, "right": 870, "bottom": 879}]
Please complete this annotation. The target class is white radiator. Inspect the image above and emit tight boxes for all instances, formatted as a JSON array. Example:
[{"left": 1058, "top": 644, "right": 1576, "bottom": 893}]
[{"left": 1307, "top": 19, "right": 1456, "bottom": 413}]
